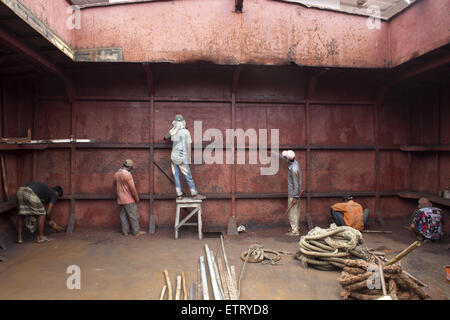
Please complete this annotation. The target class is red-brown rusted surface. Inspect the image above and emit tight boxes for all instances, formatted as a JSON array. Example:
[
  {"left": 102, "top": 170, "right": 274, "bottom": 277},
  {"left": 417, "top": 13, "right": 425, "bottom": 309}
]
[{"left": 1, "top": 62, "right": 448, "bottom": 231}]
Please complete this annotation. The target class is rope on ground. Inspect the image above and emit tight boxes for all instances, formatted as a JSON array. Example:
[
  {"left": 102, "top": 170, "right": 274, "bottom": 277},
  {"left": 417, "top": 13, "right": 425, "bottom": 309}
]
[
  {"left": 240, "top": 244, "right": 293, "bottom": 266},
  {"left": 294, "top": 224, "right": 371, "bottom": 271}
]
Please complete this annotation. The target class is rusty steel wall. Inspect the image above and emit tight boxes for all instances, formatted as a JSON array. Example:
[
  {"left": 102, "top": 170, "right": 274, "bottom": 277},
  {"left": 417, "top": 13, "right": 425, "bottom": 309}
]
[{"left": 1, "top": 64, "right": 448, "bottom": 231}]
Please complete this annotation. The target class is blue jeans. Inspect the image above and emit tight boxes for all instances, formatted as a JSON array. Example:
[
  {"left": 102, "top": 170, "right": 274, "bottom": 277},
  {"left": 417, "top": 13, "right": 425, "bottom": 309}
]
[
  {"left": 171, "top": 163, "right": 198, "bottom": 197},
  {"left": 330, "top": 209, "right": 346, "bottom": 226}
]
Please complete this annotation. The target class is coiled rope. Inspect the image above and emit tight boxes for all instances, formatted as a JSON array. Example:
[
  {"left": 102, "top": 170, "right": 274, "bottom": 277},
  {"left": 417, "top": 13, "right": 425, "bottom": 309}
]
[{"left": 295, "top": 224, "right": 370, "bottom": 271}]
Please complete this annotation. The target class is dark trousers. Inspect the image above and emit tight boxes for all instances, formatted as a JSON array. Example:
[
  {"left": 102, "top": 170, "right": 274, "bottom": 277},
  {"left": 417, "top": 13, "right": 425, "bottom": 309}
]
[{"left": 330, "top": 209, "right": 346, "bottom": 226}]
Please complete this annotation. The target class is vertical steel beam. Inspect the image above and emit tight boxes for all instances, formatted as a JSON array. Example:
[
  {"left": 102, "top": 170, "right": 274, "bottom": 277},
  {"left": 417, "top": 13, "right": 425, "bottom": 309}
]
[
  {"left": 67, "top": 78, "right": 77, "bottom": 235},
  {"left": 375, "top": 87, "right": 387, "bottom": 225},
  {"left": 230, "top": 66, "right": 242, "bottom": 226},
  {"left": 143, "top": 64, "right": 155, "bottom": 233},
  {"left": 304, "top": 68, "right": 327, "bottom": 230}
]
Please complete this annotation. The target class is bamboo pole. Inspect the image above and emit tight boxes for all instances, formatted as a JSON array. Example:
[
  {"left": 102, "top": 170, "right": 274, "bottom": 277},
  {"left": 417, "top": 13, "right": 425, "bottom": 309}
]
[
  {"left": 181, "top": 272, "right": 187, "bottom": 300},
  {"left": 175, "top": 275, "right": 182, "bottom": 300},
  {"left": 163, "top": 270, "right": 173, "bottom": 300},
  {"left": 159, "top": 285, "right": 167, "bottom": 300},
  {"left": 386, "top": 241, "right": 421, "bottom": 266}
]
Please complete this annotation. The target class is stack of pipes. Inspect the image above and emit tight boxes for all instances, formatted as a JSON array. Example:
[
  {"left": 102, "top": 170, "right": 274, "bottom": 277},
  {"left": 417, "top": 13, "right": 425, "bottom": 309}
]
[{"left": 159, "top": 236, "right": 239, "bottom": 300}]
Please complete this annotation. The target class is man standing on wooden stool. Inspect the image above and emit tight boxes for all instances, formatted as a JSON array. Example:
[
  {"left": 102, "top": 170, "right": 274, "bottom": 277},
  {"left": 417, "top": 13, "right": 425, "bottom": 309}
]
[
  {"left": 164, "top": 114, "right": 206, "bottom": 201},
  {"left": 114, "top": 159, "right": 146, "bottom": 237}
]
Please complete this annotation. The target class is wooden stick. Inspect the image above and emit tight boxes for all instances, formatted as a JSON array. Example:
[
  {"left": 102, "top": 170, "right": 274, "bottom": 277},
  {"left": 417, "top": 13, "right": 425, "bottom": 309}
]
[
  {"left": 181, "top": 272, "right": 187, "bottom": 300},
  {"left": 376, "top": 257, "right": 388, "bottom": 296},
  {"left": 159, "top": 285, "right": 167, "bottom": 300},
  {"left": 231, "top": 265, "right": 237, "bottom": 290},
  {"left": 362, "top": 230, "right": 392, "bottom": 234},
  {"left": 1, "top": 153, "right": 9, "bottom": 201},
  {"left": 163, "top": 270, "right": 173, "bottom": 300},
  {"left": 386, "top": 241, "right": 421, "bottom": 266},
  {"left": 217, "top": 257, "right": 231, "bottom": 300},
  {"left": 211, "top": 251, "right": 225, "bottom": 299},
  {"left": 175, "top": 275, "right": 182, "bottom": 300}
]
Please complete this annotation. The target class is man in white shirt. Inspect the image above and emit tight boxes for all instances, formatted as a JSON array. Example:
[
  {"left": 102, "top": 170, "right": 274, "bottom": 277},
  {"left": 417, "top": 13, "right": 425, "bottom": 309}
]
[{"left": 164, "top": 114, "right": 206, "bottom": 200}]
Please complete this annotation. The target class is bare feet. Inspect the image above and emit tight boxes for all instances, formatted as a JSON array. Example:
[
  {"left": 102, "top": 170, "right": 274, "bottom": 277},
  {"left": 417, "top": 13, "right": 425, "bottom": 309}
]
[
  {"left": 135, "top": 231, "right": 146, "bottom": 237},
  {"left": 17, "top": 239, "right": 23, "bottom": 244}
]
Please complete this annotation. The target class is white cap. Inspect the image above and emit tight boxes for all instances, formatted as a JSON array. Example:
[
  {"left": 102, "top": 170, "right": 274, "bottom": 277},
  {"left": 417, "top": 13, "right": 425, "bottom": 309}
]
[{"left": 282, "top": 150, "right": 295, "bottom": 160}]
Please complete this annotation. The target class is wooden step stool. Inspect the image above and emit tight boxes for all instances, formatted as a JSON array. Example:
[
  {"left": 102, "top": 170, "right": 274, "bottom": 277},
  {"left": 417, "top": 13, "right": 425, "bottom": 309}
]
[{"left": 175, "top": 198, "right": 203, "bottom": 240}]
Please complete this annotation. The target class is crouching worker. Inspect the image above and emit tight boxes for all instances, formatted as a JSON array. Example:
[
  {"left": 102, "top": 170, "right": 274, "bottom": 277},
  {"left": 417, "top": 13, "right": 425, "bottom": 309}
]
[
  {"left": 408, "top": 197, "right": 444, "bottom": 243},
  {"left": 330, "top": 195, "right": 369, "bottom": 231},
  {"left": 114, "top": 159, "right": 146, "bottom": 237},
  {"left": 16, "top": 182, "right": 63, "bottom": 243}
]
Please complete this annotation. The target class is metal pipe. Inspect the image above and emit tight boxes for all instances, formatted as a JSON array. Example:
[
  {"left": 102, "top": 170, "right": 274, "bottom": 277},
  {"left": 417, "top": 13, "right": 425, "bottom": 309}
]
[
  {"left": 204, "top": 244, "right": 222, "bottom": 300},
  {"left": 199, "top": 256, "right": 209, "bottom": 300}
]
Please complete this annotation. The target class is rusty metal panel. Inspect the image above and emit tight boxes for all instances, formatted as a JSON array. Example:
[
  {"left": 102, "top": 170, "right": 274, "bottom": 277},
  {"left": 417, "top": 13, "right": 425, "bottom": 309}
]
[
  {"left": 310, "top": 150, "right": 375, "bottom": 192},
  {"left": 76, "top": 101, "right": 149, "bottom": 143},
  {"left": 236, "top": 199, "right": 292, "bottom": 228},
  {"left": 236, "top": 150, "right": 306, "bottom": 194},
  {"left": 153, "top": 65, "right": 233, "bottom": 99},
  {"left": 267, "top": 104, "right": 306, "bottom": 145},
  {"left": 312, "top": 73, "right": 378, "bottom": 101},
  {"left": 378, "top": 104, "right": 409, "bottom": 146},
  {"left": 74, "top": 200, "right": 149, "bottom": 228},
  {"left": 380, "top": 197, "right": 416, "bottom": 220},
  {"left": 310, "top": 104, "right": 375, "bottom": 145},
  {"left": 50, "top": 200, "right": 70, "bottom": 227},
  {"left": 439, "top": 155, "right": 450, "bottom": 192},
  {"left": 34, "top": 100, "right": 71, "bottom": 139},
  {"left": 76, "top": 149, "right": 149, "bottom": 194},
  {"left": 72, "top": 65, "right": 148, "bottom": 98},
  {"left": 154, "top": 101, "right": 231, "bottom": 143},
  {"left": 379, "top": 151, "right": 408, "bottom": 191},
  {"left": 34, "top": 149, "right": 71, "bottom": 193},
  {"left": 75, "top": 0, "right": 389, "bottom": 67},
  {"left": 237, "top": 66, "right": 306, "bottom": 100},
  {"left": 389, "top": 0, "right": 450, "bottom": 67}
]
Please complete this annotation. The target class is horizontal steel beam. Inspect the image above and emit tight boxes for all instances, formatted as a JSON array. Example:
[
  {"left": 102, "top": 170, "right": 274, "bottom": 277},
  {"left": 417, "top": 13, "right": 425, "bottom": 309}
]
[{"left": 60, "top": 191, "right": 402, "bottom": 201}]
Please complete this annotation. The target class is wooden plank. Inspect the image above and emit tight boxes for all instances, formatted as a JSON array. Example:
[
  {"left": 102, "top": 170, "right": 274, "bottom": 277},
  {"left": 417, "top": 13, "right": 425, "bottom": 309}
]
[
  {"left": 398, "top": 192, "right": 450, "bottom": 207},
  {"left": 0, "top": 197, "right": 16, "bottom": 213}
]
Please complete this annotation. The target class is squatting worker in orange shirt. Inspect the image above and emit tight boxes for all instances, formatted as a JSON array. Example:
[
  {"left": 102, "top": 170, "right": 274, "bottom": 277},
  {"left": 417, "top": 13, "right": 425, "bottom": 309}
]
[
  {"left": 330, "top": 195, "right": 369, "bottom": 231},
  {"left": 114, "top": 159, "right": 146, "bottom": 237}
]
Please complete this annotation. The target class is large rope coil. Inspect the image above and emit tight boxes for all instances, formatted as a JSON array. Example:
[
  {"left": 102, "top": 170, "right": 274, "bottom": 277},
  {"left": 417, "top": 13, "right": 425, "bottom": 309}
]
[{"left": 295, "top": 224, "right": 371, "bottom": 271}]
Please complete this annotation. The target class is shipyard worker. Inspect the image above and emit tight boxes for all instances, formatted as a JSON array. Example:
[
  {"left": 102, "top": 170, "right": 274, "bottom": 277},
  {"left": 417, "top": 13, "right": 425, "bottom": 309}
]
[
  {"left": 279, "top": 150, "right": 302, "bottom": 236},
  {"left": 330, "top": 195, "right": 370, "bottom": 231},
  {"left": 407, "top": 197, "right": 444, "bottom": 243},
  {"left": 16, "top": 182, "right": 63, "bottom": 243},
  {"left": 163, "top": 114, "right": 206, "bottom": 201},
  {"left": 114, "top": 159, "right": 146, "bottom": 237}
]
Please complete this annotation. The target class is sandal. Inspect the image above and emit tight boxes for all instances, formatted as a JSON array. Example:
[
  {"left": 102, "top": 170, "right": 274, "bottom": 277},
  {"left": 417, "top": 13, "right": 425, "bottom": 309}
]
[{"left": 35, "top": 237, "right": 54, "bottom": 243}]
